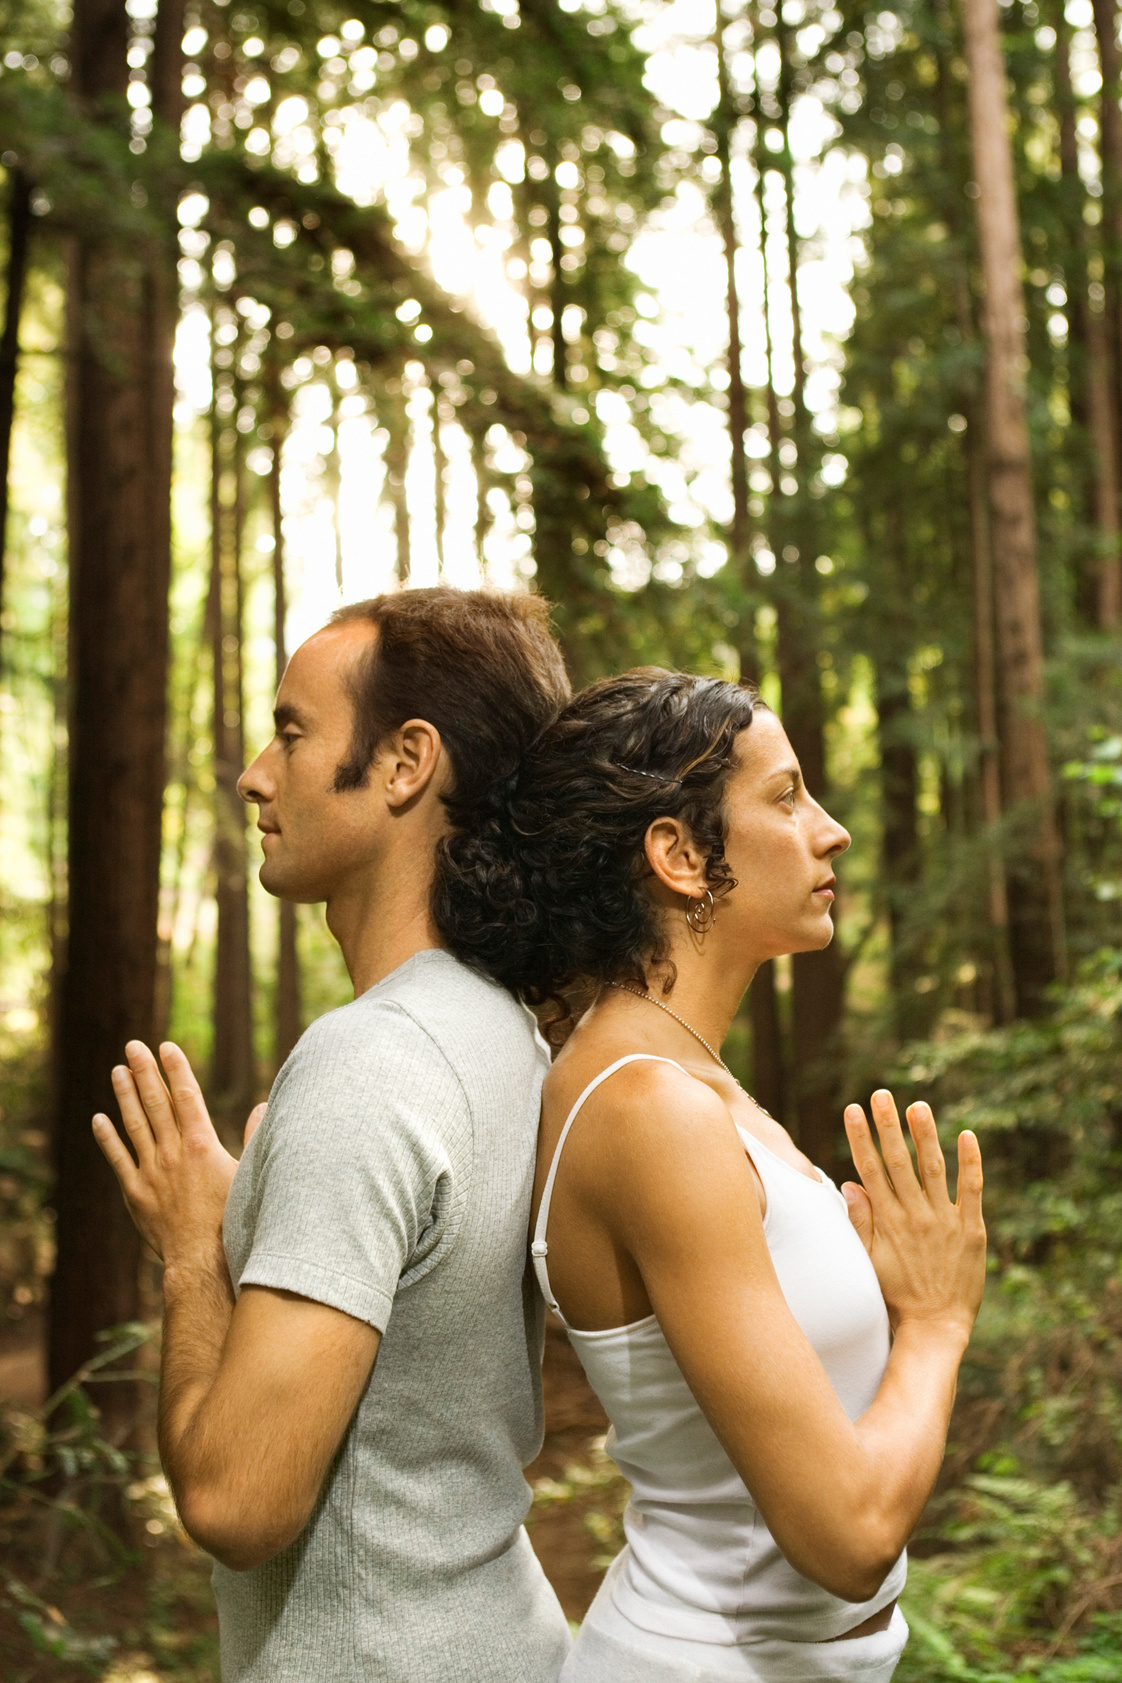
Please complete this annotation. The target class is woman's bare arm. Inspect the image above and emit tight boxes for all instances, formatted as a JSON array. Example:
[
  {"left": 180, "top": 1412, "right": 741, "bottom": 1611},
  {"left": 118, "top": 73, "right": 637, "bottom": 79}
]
[{"left": 577, "top": 1065, "right": 984, "bottom": 1603}]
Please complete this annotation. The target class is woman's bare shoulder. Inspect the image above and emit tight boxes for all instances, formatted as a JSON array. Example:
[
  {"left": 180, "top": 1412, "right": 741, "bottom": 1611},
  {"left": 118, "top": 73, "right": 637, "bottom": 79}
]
[{"left": 543, "top": 1038, "right": 738, "bottom": 1161}]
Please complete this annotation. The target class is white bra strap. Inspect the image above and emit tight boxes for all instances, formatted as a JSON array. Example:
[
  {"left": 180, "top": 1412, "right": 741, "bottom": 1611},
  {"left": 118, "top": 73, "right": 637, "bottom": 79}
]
[{"left": 531, "top": 1054, "right": 683, "bottom": 1320}]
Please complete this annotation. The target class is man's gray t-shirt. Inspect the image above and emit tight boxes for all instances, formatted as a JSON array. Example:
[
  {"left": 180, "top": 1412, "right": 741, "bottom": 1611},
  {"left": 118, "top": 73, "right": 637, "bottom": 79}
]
[{"left": 214, "top": 949, "right": 571, "bottom": 1683}]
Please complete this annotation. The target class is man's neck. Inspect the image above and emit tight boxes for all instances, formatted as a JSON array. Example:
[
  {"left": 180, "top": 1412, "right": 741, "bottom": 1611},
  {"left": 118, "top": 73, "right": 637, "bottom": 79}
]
[{"left": 325, "top": 853, "right": 446, "bottom": 998}]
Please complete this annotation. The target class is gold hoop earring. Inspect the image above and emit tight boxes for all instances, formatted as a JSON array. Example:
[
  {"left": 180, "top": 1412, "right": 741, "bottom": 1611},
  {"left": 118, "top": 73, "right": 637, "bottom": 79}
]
[{"left": 685, "top": 888, "right": 716, "bottom": 935}]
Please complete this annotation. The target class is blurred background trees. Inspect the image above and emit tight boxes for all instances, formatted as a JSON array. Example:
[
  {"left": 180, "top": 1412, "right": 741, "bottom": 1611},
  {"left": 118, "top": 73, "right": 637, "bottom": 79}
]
[{"left": 0, "top": 0, "right": 1121, "bottom": 1672}]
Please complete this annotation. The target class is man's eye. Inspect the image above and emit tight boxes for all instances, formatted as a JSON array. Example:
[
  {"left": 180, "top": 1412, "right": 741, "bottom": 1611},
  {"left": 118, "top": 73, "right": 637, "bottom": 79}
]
[{"left": 280, "top": 731, "right": 300, "bottom": 749}]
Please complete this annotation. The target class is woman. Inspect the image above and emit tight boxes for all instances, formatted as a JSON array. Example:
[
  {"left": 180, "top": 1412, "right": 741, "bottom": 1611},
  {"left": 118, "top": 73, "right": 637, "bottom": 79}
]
[{"left": 441, "top": 669, "right": 986, "bottom": 1682}]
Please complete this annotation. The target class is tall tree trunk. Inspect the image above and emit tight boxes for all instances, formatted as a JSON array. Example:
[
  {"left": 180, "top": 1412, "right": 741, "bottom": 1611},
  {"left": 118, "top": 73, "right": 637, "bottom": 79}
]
[
  {"left": 962, "top": 0, "right": 1066, "bottom": 1012},
  {"left": 737, "top": 51, "right": 790, "bottom": 1124},
  {"left": 208, "top": 369, "right": 254, "bottom": 1141},
  {"left": 472, "top": 426, "right": 491, "bottom": 573},
  {"left": 966, "top": 413, "right": 1017, "bottom": 1022},
  {"left": 0, "top": 165, "right": 32, "bottom": 631},
  {"left": 936, "top": 39, "right": 1017, "bottom": 1022},
  {"left": 769, "top": 14, "right": 847, "bottom": 1169},
  {"left": 433, "top": 397, "right": 448, "bottom": 577},
  {"left": 1058, "top": 1, "right": 1122, "bottom": 619},
  {"left": 383, "top": 385, "right": 411, "bottom": 582},
  {"left": 268, "top": 387, "right": 301, "bottom": 1070},
  {"left": 50, "top": 0, "right": 179, "bottom": 1429},
  {"left": 713, "top": 21, "right": 750, "bottom": 574},
  {"left": 1090, "top": 0, "right": 1122, "bottom": 625},
  {"left": 544, "top": 138, "right": 568, "bottom": 390}
]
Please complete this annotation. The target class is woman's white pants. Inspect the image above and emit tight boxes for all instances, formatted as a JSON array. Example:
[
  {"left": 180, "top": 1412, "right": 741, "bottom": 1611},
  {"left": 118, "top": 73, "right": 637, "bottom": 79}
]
[{"left": 560, "top": 1557, "right": 908, "bottom": 1683}]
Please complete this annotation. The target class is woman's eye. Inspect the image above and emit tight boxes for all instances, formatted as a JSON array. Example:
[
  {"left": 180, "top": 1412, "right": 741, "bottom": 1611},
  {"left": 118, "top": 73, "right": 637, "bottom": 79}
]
[{"left": 781, "top": 787, "right": 796, "bottom": 808}]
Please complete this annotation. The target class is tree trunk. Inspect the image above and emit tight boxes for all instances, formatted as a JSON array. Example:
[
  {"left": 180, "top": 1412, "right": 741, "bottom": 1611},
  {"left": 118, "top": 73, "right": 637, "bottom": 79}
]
[
  {"left": 748, "top": 961, "right": 785, "bottom": 1122},
  {"left": 961, "top": 0, "right": 1066, "bottom": 1012},
  {"left": 50, "top": 0, "right": 179, "bottom": 1429},
  {"left": 208, "top": 367, "right": 255, "bottom": 1141},
  {"left": 268, "top": 391, "right": 301, "bottom": 1070},
  {"left": 1090, "top": 0, "right": 1122, "bottom": 625},
  {"left": 433, "top": 396, "right": 448, "bottom": 577},
  {"left": 383, "top": 384, "right": 411, "bottom": 582},
  {"left": 0, "top": 165, "right": 32, "bottom": 629},
  {"left": 876, "top": 657, "right": 923, "bottom": 1038},
  {"left": 713, "top": 21, "right": 750, "bottom": 572},
  {"left": 769, "top": 15, "right": 847, "bottom": 1169},
  {"left": 966, "top": 417, "right": 1017, "bottom": 1022}
]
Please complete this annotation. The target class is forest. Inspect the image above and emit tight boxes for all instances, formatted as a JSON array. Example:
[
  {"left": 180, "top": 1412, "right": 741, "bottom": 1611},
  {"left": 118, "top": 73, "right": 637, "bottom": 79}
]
[{"left": 0, "top": 0, "right": 1120, "bottom": 1673}]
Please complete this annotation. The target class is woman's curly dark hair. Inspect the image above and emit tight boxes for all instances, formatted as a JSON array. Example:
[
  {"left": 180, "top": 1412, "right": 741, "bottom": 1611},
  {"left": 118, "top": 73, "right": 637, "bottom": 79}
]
[{"left": 435, "top": 667, "right": 762, "bottom": 1039}]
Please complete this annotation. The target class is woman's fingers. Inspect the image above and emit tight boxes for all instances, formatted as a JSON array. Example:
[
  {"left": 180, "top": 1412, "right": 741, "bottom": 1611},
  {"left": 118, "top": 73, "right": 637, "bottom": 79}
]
[
  {"left": 956, "top": 1129, "right": 985, "bottom": 1226},
  {"left": 867, "top": 1089, "right": 925, "bottom": 1209},
  {"left": 92, "top": 1112, "right": 141, "bottom": 1197},
  {"left": 843, "top": 1103, "right": 894, "bottom": 1202},
  {"left": 906, "top": 1101, "right": 949, "bottom": 1203},
  {"left": 841, "top": 1182, "right": 874, "bottom": 1253}
]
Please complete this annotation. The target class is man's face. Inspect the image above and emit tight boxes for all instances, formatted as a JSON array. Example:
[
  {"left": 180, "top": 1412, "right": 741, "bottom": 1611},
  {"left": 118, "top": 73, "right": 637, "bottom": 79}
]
[{"left": 238, "top": 622, "right": 391, "bottom": 903}]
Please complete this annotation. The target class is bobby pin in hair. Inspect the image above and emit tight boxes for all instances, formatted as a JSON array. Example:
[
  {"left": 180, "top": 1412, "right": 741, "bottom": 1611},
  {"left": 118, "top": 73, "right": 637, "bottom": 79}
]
[{"left": 614, "top": 762, "right": 682, "bottom": 787}]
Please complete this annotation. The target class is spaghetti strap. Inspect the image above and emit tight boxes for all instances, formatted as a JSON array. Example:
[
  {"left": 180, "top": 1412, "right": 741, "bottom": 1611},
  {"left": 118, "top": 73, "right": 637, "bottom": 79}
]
[{"left": 531, "top": 1054, "right": 683, "bottom": 1322}]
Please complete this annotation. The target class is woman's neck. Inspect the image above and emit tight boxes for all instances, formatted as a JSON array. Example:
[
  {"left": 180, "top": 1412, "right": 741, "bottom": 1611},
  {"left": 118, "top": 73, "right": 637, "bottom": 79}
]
[{"left": 618, "top": 942, "right": 759, "bottom": 1065}]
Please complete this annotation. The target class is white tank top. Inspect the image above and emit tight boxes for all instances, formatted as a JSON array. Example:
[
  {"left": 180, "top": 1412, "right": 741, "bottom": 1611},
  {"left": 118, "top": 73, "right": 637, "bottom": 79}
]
[{"left": 531, "top": 1054, "right": 907, "bottom": 1646}]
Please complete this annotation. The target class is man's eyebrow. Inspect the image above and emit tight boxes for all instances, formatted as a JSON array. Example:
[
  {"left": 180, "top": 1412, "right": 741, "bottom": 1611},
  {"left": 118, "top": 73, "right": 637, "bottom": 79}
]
[{"left": 274, "top": 702, "right": 310, "bottom": 730}]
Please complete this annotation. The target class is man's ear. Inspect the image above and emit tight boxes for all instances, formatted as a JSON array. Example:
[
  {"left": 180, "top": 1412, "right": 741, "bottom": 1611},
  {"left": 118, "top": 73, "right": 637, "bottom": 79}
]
[
  {"left": 383, "top": 719, "right": 445, "bottom": 808},
  {"left": 644, "top": 816, "right": 708, "bottom": 898}
]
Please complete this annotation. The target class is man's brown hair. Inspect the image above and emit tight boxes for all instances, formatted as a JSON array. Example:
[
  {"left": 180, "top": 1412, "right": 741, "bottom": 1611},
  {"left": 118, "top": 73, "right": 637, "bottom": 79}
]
[{"left": 329, "top": 586, "right": 570, "bottom": 839}]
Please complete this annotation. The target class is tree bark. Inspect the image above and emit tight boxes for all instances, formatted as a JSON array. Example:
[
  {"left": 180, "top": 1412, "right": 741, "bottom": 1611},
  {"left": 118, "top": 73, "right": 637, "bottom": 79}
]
[
  {"left": 50, "top": 0, "right": 179, "bottom": 1428},
  {"left": 748, "top": 960, "right": 785, "bottom": 1122},
  {"left": 268, "top": 389, "right": 301, "bottom": 1070},
  {"left": 383, "top": 384, "right": 411, "bottom": 582},
  {"left": 768, "top": 14, "right": 847, "bottom": 1168},
  {"left": 1090, "top": 0, "right": 1122, "bottom": 625},
  {"left": 876, "top": 657, "right": 923, "bottom": 1037},
  {"left": 966, "top": 416, "right": 1017, "bottom": 1022},
  {"left": 208, "top": 376, "right": 255, "bottom": 1142},
  {"left": 961, "top": 0, "right": 1066, "bottom": 1012},
  {"left": 713, "top": 21, "right": 750, "bottom": 572},
  {"left": 0, "top": 165, "right": 32, "bottom": 631}
]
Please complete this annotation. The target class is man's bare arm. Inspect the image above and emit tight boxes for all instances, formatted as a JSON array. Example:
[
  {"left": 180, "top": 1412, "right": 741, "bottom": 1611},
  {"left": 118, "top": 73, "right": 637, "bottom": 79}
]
[
  {"left": 160, "top": 1281, "right": 378, "bottom": 1569},
  {"left": 93, "top": 1041, "right": 378, "bottom": 1570}
]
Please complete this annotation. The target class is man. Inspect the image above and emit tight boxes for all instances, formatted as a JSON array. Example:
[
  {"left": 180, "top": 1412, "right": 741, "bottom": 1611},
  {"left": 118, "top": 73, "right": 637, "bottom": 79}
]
[{"left": 93, "top": 588, "right": 573, "bottom": 1682}]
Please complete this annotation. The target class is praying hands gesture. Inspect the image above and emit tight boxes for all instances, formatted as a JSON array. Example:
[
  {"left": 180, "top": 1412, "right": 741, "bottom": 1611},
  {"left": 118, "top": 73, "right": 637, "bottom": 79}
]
[
  {"left": 92, "top": 1041, "right": 264, "bottom": 1271},
  {"left": 841, "top": 1088, "right": 986, "bottom": 1339}
]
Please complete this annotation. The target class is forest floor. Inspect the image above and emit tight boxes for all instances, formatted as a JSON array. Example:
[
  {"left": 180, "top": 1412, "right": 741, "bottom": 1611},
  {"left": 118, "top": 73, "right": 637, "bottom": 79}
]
[{"left": 0, "top": 1312, "right": 625, "bottom": 1681}]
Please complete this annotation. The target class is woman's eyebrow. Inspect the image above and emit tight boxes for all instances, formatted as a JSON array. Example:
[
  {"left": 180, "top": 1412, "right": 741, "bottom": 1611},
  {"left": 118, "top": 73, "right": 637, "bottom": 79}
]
[{"left": 768, "top": 764, "right": 802, "bottom": 788}]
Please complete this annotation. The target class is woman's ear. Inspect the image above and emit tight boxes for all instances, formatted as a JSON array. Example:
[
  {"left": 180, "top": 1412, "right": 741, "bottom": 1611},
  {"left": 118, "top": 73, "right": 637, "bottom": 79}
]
[{"left": 644, "top": 816, "right": 708, "bottom": 898}]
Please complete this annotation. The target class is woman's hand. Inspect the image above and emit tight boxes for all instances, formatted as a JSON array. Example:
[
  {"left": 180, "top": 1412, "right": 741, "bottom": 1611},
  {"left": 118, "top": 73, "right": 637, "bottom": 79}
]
[{"left": 841, "top": 1089, "right": 985, "bottom": 1341}]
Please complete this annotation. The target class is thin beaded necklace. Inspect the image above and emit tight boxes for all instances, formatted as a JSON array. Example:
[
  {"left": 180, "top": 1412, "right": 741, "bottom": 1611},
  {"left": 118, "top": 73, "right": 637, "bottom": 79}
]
[
  {"left": 607, "top": 982, "right": 731, "bottom": 1075},
  {"left": 606, "top": 986, "right": 778, "bottom": 1123}
]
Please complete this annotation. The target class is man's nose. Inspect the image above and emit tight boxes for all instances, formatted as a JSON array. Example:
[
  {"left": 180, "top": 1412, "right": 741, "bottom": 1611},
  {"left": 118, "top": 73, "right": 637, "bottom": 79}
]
[{"left": 237, "top": 751, "right": 272, "bottom": 806}]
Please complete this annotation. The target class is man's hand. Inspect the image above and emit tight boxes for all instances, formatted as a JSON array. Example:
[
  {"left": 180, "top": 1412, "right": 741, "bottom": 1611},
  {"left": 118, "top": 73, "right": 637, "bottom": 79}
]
[{"left": 93, "top": 1041, "right": 239, "bottom": 1268}]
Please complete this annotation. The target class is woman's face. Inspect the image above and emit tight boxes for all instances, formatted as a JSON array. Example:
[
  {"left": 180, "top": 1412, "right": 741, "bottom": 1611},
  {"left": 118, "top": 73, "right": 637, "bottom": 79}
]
[{"left": 716, "top": 711, "right": 851, "bottom": 962}]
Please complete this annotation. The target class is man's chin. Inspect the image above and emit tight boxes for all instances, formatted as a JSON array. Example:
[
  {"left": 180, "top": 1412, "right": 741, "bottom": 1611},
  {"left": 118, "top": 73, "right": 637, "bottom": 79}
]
[{"left": 258, "top": 861, "right": 318, "bottom": 903}]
